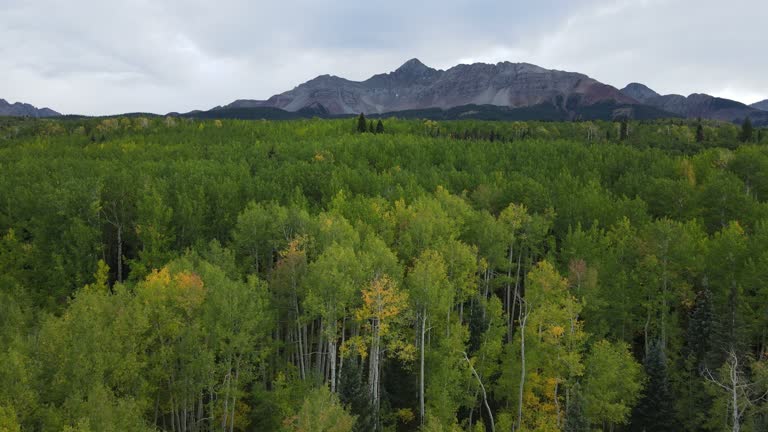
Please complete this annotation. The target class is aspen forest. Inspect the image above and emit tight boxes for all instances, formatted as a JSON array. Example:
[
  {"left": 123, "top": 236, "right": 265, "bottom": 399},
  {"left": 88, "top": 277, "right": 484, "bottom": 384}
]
[{"left": 1, "top": 116, "right": 768, "bottom": 432}]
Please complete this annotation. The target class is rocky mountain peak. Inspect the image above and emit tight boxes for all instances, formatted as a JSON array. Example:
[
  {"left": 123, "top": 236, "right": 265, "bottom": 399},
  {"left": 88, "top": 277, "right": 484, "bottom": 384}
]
[
  {"left": 395, "top": 58, "right": 433, "bottom": 75},
  {"left": 0, "top": 98, "right": 60, "bottom": 117},
  {"left": 620, "top": 83, "right": 661, "bottom": 103}
]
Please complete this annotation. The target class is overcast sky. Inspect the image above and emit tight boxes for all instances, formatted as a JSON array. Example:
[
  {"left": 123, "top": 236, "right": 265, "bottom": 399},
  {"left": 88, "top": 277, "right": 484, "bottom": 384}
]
[{"left": 1, "top": 0, "right": 765, "bottom": 115}]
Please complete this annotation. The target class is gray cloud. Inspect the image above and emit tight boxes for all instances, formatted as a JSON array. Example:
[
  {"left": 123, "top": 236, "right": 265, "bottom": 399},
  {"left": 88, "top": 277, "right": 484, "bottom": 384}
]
[{"left": 0, "top": 0, "right": 765, "bottom": 115}]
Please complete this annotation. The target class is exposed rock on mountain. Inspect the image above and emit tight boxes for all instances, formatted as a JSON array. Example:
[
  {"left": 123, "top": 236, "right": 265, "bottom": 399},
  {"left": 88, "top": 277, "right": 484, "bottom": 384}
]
[
  {"left": 228, "top": 58, "right": 635, "bottom": 116},
  {"left": 0, "top": 99, "right": 59, "bottom": 117}
]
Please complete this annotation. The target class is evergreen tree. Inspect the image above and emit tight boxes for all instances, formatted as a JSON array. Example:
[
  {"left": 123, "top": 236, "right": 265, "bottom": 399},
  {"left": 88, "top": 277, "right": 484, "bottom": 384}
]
[
  {"left": 466, "top": 297, "right": 489, "bottom": 354},
  {"left": 739, "top": 117, "right": 753, "bottom": 142},
  {"left": 375, "top": 120, "right": 384, "bottom": 134},
  {"left": 338, "top": 358, "right": 374, "bottom": 432},
  {"left": 631, "top": 341, "right": 677, "bottom": 432},
  {"left": 565, "top": 383, "right": 589, "bottom": 432},
  {"left": 696, "top": 123, "right": 705, "bottom": 143},
  {"left": 368, "top": 120, "right": 375, "bottom": 133},
  {"left": 619, "top": 119, "right": 629, "bottom": 141},
  {"left": 758, "top": 128, "right": 763, "bottom": 143},
  {"left": 356, "top": 113, "right": 367, "bottom": 133},
  {"left": 686, "top": 288, "right": 715, "bottom": 370}
]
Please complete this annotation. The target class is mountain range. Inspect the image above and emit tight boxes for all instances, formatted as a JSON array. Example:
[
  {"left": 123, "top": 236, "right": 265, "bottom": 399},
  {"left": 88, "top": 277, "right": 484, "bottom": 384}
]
[
  {"left": 620, "top": 83, "right": 768, "bottom": 124},
  {"left": 222, "top": 58, "right": 638, "bottom": 114},
  {"left": 0, "top": 99, "right": 59, "bottom": 117},
  {"left": 200, "top": 58, "right": 768, "bottom": 125},
  {"left": 4, "top": 59, "right": 767, "bottom": 124}
]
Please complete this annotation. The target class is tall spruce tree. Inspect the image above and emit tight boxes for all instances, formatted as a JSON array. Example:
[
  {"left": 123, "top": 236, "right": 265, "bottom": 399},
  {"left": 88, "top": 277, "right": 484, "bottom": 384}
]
[
  {"left": 739, "top": 117, "right": 753, "bottom": 142},
  {"left": 565, "top": 382, "right": 590, "bottom": 432},
  {"left": 375, "top": 120, "right": 384, "bottom": 134},
  {"left": 687, "top": 289, "right": 716, "bottom": 370},
  {"left": 338, "top": 358, "right": 375, "bottom": 432},
  {"left": 357, "top": 113, "right": 367, "bottom": 133},
  {"left": 696, "top": 123, "right": 705, "bottom": 143},
  {"left": 619, "top": 119, "right": 629, "bottom": 141},
  {"left": 631, "top": 341, "right": 678, "bottom": 432}
]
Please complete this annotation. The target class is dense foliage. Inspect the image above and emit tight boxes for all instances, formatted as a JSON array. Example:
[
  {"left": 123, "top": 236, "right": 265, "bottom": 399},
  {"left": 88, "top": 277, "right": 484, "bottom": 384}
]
[{"left": 1, "top": 115, "right": 767, "bottom": 431}]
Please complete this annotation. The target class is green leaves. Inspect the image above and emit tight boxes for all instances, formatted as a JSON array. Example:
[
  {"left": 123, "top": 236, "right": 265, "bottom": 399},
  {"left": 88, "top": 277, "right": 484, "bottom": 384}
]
[
  {"left": 283, "top": 387, "right": 356, "bottom": 432},
  {"left": 2, "top": 116, "right": 768, "bottom": 430},
  {"left": 583, "top": 340, "right": 643, "bottom": 425}
]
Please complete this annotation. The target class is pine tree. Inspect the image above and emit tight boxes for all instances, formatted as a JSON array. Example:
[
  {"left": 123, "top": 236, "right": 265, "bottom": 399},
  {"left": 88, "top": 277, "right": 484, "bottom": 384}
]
[
  {"left": 686, "top": 289, "right": 715, "bottom": 370},
  {"left": 368, "top": 121, "right": 374, "bottom": 133},
  {"left": 375, "top": 120, "right": 384, "bottom": 134},
  {"left": 338, "top": 358, "right": 375, "bottom": 432},
  {"left": 631, "top": 341, "right": 678, "bottom": 432},
  {"left": 696, "top": 123, "right": 705, "bottom": 143},
  {"left": 739, "top": 117, "right": 753, "bottom": 142},
  {"left": 565, "top": 382, "right": 589, "bottom": 432},
  {"left": 619, "top": 119, "right": 629, "bottom": 141},
  {"left": 357, "top": 113, "right": 367, "bottom": 133}
]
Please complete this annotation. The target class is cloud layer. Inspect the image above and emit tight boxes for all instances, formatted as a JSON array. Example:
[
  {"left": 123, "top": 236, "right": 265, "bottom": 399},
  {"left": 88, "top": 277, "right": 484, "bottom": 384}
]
[{"left": 1, "top": 0, "right": 765, "bottom": 115}]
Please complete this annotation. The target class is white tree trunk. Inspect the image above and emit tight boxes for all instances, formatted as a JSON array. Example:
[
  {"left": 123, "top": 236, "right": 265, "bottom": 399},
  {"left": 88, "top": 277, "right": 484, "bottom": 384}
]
[{"left": 419, "top": 313, "right": 427, "bottom": 426}]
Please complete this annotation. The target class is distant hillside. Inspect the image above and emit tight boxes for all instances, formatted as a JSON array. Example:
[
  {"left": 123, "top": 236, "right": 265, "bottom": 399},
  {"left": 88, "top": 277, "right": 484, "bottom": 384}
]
[
  {"left": 179, "top": 101, "right": 679, "bottom": 122},
  {"left": 368, "top": 102, "right": 678, "bottom": 122},
  {"left": 619, "top": 85, "right": 768, "bottom": 126},
  {"left": 751, "top": 99, "right": 768, "bottom": 111},
  {"left": 0, "top": 99, "right": 59, "bottom": 117}
]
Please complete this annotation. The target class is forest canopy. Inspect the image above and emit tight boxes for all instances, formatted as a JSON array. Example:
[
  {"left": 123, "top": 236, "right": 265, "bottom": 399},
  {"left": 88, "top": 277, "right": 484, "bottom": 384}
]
[{"left": 0, "top": 115, "right": 767, "bottom": 431}]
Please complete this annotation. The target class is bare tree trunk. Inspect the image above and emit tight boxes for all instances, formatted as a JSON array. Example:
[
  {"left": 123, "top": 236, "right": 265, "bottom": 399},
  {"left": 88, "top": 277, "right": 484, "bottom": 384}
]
[
  {"left": 462, "top": 352, "right": 494, "bottom": 432},
  {"left": 510, "top": 252, "right": 523, "bottom": 338},
  {"left": 419, "top": 313, "right": 427, "bottom": 426},
  {"left": 230, "top": 361, "right": 239, "bottom": 432},
  {"left": 329, "top": 319, "right": 337, "bottom": 393},
  {"left": 116, "top": 224, "right": 123, "bottom": 282},
  {"left": 368, "top": 318, "right": 381, "bottom": 429},
  {"left": 661, "top": 255, "right": 668, "bottom": 349},
  {"left": 338, "top": 316, "right": 346, "bottom": 390},
  {"left": 221, "top": 367, "right": 231, "bottom": 431},
  {"left": 516, "top": 297, "right": 530, "bottom": 431},
  {"left": 506, "top": 243, "right": 514, "bottom": 337},
  {"left": 294, "top": 302, "right": 306, "bottom": 380}
]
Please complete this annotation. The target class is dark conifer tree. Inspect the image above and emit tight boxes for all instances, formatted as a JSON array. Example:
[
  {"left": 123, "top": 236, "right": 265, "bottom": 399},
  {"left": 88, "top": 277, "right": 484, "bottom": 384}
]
[
  {"left": 357, "top": 113, "right": 367, "bottom": 133},
  {"left": 375, "top": 120, "right": 384, "bottom": 134},
  {"left": 696, "top": 123, "right": 705, "bottom": 143},
  {"left": 368, "top": 120, "right": 375, "bottom": 133},
  {"left": 687, "top": 288, "right": 716, "bottom": 370},
  {"left": 739, "top": 117, "right": 753, "bottom": 142},
  {"left": 620, "top": 119, "right": 629, "bottom": 141},
  {"left": 631, "top": 341, "right": 678, "bottom": 432},
  {"left": 564, "top": 382, "right": 589, "bottom": 432},
  {"left": 338, "top": 358, "right": 375, "bottom": 432}
]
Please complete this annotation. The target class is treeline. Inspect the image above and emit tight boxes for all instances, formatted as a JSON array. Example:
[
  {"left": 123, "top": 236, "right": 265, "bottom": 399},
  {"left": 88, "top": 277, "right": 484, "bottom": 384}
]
[{"left": 0, "top": 117, "right": 768, "bottom": 431}]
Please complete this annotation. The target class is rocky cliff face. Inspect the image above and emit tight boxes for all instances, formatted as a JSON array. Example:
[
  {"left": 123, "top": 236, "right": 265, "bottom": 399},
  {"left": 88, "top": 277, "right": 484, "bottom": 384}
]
[
  {"left": 229, "top": 59, "right": 634, "bottom": 115},
  {"left": 0, "top": 99, "right": 59, "bottom": 117},
  {"left": 619, "top": 85, "right": 768, "bottom": 125}
]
